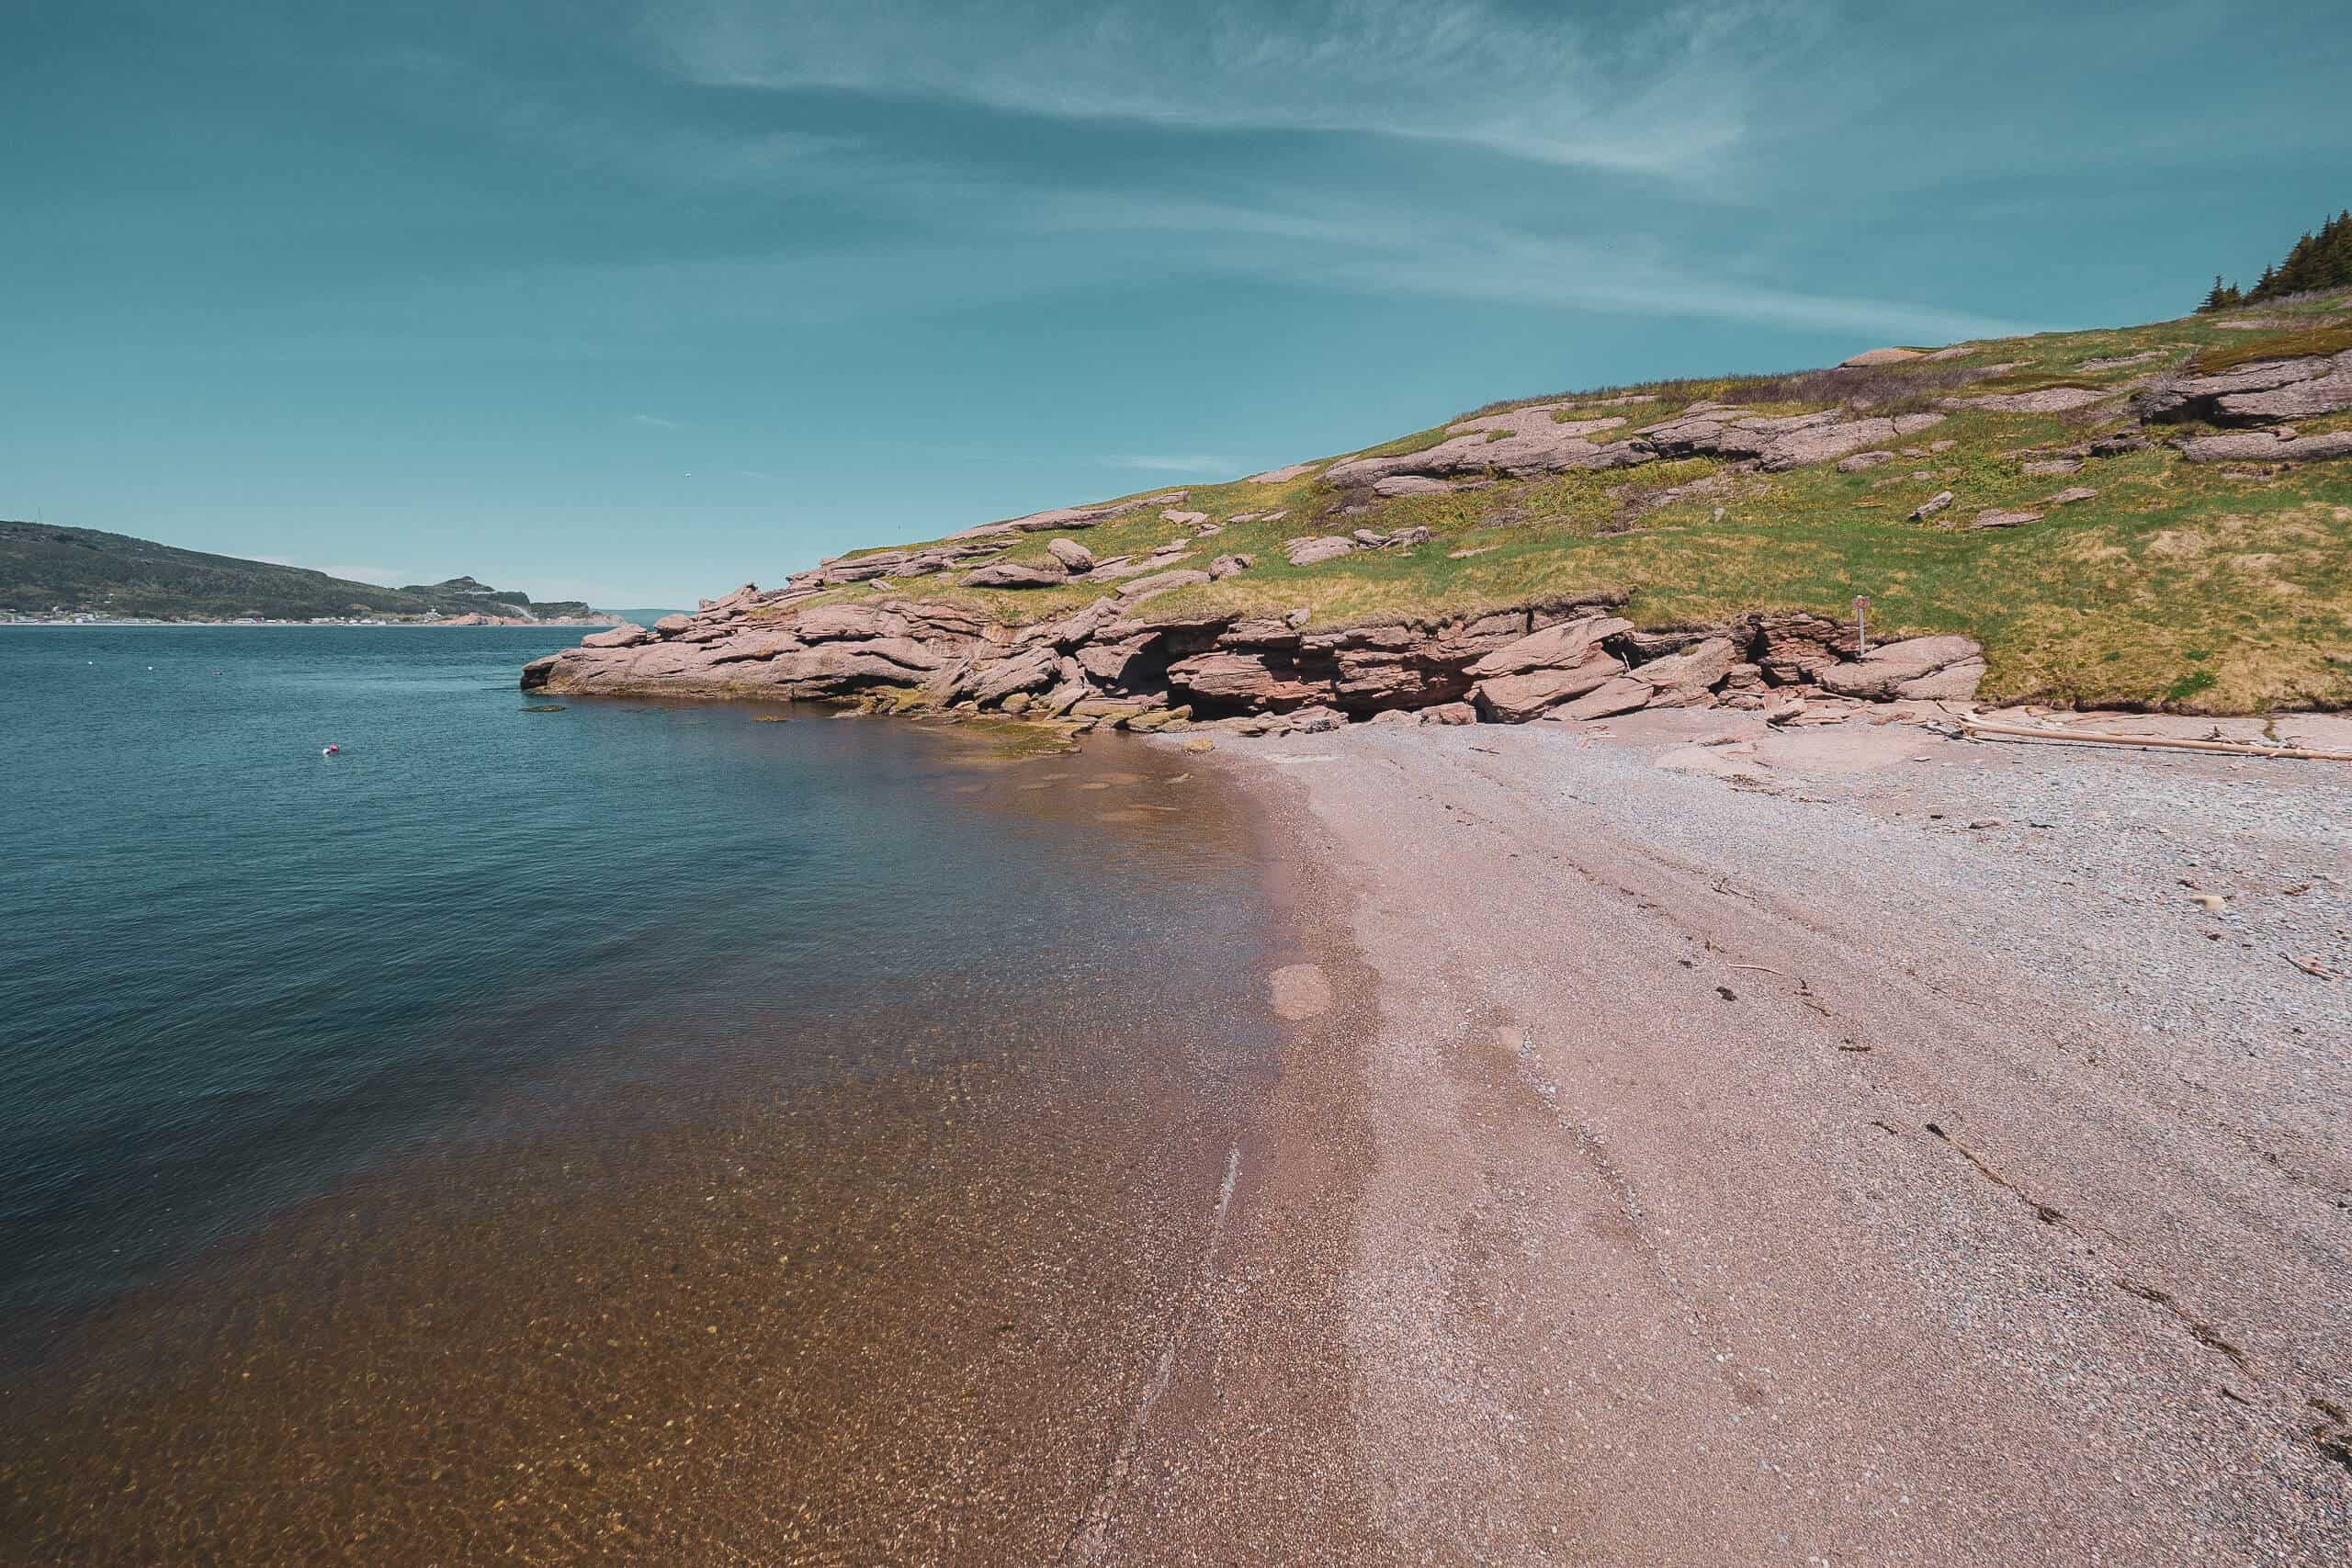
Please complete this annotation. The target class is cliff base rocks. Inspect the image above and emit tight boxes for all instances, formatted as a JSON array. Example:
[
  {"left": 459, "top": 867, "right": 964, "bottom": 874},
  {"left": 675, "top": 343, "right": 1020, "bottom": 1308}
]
[{"left": 524, "top": 590, "right": 1984, "bottom": 734}]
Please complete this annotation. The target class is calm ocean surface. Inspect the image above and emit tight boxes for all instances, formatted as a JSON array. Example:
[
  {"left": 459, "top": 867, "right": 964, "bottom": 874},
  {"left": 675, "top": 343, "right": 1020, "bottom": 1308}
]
[{"left": 0, "top": 627, "right": 1277, "bottom": 1396}]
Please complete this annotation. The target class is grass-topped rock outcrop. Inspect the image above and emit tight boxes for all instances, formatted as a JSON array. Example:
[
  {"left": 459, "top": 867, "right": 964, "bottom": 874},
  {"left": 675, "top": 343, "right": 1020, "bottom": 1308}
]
[{"left": 527, "top": 290, "right": 2352, "bottom": 719}]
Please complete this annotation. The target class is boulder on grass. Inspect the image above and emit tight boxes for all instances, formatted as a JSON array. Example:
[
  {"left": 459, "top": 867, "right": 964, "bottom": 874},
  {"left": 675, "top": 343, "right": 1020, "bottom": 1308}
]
[
  {"left": 1286, "top": 536, "right": 1359, "bottom": 567},
  {"left": 1118, "top": 569, "right": 1213, "bottom": 603},
  {"left": 2179, "top": 429, "right": 2352, "bottom": 464},
  {"left": 965, "top": 560, "right": 1068, "bottom": 589}
]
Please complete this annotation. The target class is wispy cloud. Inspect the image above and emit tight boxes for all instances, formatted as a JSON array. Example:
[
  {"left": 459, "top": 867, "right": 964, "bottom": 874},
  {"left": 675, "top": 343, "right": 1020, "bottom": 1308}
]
[
  {"left": 648, "top": 0, "right": 1813, "bottom": 178},
  {"left": 1305, "top": 223, "right": 2035, "bottom": 342},
  {"left": 1105, "top": 454, "right": 1232, "bottom": 474},
  {"left": 1015, "top": 187, "right": 2034, "bottom": 343},
  {"left": 628, "top": 412, "right": 684, "bottom": 430},
  {"left": 370, "top": 46, "right": 850, "bottom": 188},
  {"left": 430, "top": 176, "right": 2022, "bottom": 348}
]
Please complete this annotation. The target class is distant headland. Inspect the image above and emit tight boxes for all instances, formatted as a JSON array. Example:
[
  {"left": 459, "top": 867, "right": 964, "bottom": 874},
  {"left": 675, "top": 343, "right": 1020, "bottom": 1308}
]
[{"left": 0, "top": 522, "right": 618, "bottom": 626}]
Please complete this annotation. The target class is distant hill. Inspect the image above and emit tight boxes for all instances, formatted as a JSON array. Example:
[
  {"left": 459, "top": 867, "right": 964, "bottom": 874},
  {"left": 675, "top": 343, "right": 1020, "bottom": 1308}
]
[{"left": 0, "top": 524, "right": 607, "bottom": 623}]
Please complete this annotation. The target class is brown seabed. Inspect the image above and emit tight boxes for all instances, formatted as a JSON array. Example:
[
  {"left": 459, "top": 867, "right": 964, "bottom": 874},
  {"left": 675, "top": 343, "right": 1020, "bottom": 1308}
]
[{"left": 0, "top": 739, "right": 1391, "bottom": 1565}]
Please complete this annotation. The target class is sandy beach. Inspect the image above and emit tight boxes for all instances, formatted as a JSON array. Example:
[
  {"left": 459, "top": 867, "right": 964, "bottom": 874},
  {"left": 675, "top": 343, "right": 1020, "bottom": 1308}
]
[{"left": 1122, "top": 708, "right": 2351, "bottom": 1563}]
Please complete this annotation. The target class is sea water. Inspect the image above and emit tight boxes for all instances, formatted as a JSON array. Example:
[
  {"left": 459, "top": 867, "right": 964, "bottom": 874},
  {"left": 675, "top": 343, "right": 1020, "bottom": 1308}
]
[{"left": 0, "top": 626, "right": 1280, "bottom": 1557}]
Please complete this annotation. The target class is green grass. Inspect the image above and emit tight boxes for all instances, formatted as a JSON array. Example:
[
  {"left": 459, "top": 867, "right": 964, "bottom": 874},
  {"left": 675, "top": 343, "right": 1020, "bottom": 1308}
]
[
  {"left": 1338, "top": 420, "right": 1464, "bottom": 463},
  {"left": 2189, "top": 320, "right": 2352, "bottom": 373},
  {"left": 769, "top": 307, "right": 2352, "bottom": 714}
]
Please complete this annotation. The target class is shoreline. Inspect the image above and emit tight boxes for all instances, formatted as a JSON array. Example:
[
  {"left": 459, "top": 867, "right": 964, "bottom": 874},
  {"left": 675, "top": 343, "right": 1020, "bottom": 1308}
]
[
  {"left": 5, "top": 692, "right": 2344, "bottom": 1560},
  {"left": 0, "top": 619, "right": 622, "bottom": 629},
  {"left": 1179, "top": 708, "right": 2351, "bottom": 1562},
  {"left": 0, "top": 722, "right": 1328, "bottom": 1563}
]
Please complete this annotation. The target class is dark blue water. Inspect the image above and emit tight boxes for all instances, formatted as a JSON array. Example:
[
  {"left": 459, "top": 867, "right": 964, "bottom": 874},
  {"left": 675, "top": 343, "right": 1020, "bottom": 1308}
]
[{"left": 0, "top": 626, "right": 1273, "bottom": 1364}]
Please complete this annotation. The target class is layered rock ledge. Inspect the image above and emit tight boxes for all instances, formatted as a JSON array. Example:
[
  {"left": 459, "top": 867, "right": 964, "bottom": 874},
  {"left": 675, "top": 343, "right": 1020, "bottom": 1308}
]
[
  {"left": 1315, "top": 400, "right": 1952, "bottom": 491},
  {"left": 523, "top": 584, "right": 1984, "bottom": 734}
]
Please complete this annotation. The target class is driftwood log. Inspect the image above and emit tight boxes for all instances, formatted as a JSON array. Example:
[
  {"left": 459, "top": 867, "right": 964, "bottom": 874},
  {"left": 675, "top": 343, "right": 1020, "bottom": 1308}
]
[{"left": 1961, "top": 717, "right": 2352, "bottom": 763}]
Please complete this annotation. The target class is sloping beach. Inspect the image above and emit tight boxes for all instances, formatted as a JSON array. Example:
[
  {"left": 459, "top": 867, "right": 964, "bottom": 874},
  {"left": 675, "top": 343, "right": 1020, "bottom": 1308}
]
[{"left": 1162, "top": 711, "right": 2351, "bottom": 1563}]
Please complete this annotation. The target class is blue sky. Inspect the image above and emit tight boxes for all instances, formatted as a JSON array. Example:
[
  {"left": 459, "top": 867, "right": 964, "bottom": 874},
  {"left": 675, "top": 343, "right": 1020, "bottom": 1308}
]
[{"left": 5, "top": 1, "right": 2346, "bottom": 607}]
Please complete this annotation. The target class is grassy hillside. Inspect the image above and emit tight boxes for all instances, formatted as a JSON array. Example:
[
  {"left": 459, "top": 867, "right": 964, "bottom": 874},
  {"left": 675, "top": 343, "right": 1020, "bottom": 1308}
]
[
  {"left": 0, "top": 525, "right": 597, "bottom": 623},
  {"left": 781, "top": 292, "right": 2352, "bottom": 714}
]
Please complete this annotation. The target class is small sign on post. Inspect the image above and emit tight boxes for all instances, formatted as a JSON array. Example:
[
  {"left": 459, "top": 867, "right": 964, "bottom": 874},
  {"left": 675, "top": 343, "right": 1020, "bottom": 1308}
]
[{"left": 1853, "top": 594, "right": 1871, "bottom": 656}]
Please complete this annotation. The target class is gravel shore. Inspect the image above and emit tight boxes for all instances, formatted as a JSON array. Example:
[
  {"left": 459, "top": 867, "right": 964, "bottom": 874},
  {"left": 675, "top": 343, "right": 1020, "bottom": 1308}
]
[{"left": 1147, "top": 710, "right": 2351, "bottom": 1564}]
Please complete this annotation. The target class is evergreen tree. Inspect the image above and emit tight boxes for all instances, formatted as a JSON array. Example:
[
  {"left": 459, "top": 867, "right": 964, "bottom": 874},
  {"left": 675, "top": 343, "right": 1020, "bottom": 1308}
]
[
  {"left": 2204, "top": 208, "right": 2352, "bottom": 309},
  {"left": 2317, "top": 211, "right": 2352, "bottom": 289}
]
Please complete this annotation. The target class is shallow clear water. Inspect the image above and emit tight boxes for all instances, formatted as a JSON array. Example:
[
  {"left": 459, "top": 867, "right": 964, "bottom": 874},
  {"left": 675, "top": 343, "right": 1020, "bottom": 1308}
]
[{"left": 0, "top": 627, "right": 1274, "bottom": 1368}]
